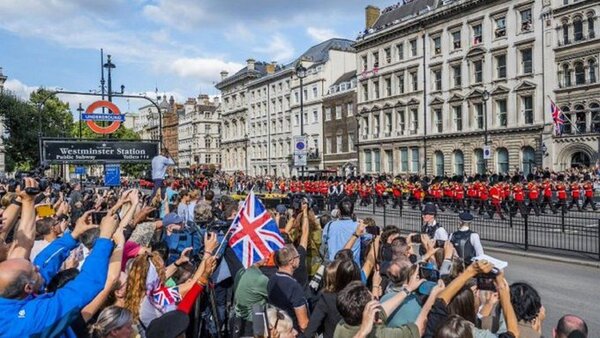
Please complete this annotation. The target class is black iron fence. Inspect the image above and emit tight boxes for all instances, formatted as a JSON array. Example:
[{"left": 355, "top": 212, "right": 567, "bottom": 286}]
[{"left": 354, "top": 202, "right": 600, "bottom": 260}]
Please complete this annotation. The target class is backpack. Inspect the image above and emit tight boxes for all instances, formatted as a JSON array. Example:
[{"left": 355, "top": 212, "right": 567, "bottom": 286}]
[
  {"left": 164, "top": 224, "right": 203, "bottom": 265},
  {"left": 450, "top": 230, "right": 475, "bottom": 265}
]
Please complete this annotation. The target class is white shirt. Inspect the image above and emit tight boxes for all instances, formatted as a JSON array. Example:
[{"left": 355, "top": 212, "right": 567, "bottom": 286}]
[
  {"left": 29, "top": 240, "right": 51, "bottom": 262},
  {"left": 151, "top": 155, "right": 175, "bottom": 180},
  {"left": 450, "top": 226, "right": 484, "bottom": 257}
]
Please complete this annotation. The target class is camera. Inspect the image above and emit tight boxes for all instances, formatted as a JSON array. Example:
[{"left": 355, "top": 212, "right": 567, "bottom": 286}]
[
  {"left": 91, "top": 211, "right": 108, "bottom": 224},
  {"left": 419, "top": 264, "right": 440, "bottom": 282},
  {"left": 410, "top": 234, "right": 422, "bottom": 244},
  {"left": 289, "top": 193, "right": 312, "bottom": 210},
  {"left": 365, "top": 225, "right": 381, "bottom": 236},
  {"left": 15, "top": 164, "right": 51, "bottom": 195},
  {"left": 434, "top": 240, "right": 446, "bottom": 249},
  {"left": 207, "top": 219, "right": 230, "bottom": 234}
]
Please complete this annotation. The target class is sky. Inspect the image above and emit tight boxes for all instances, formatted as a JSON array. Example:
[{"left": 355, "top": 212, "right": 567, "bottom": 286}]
[{"left": 0, "top": 0, "right": 390, "bottom": 115}]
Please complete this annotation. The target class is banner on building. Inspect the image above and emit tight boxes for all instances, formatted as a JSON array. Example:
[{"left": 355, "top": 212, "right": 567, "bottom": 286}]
[{"left": 42, "top": 139, "right": 159, "bottom": 163}]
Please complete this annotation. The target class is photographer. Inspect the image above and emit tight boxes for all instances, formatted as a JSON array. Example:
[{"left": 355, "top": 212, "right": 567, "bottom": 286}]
[{"left": 322, "top": 199, "right": 369, "bottom": 266}]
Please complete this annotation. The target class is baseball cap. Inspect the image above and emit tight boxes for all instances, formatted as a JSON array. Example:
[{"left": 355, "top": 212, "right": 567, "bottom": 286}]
[{"left": 163, "top": 213, "right": 184, "bottom": 227}]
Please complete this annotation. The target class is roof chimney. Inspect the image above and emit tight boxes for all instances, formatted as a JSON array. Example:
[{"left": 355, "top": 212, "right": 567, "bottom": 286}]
[
  {"left": 246, "top": 58, "right": 256, "bottom": 71},
  {"left": 220, "top": 70, "right": 229, "bottom": 80},
  {"left": 365, "top": 5, "right": 381, "bottom": 29}
]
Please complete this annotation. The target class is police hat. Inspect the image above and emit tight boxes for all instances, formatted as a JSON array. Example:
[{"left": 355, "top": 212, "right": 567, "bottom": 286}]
[
  {"left": 459, "top": 211, "right": 474, "bottom": 221},
  {"left": 422, "top": 203, "right": 437, "bottom": 215}
]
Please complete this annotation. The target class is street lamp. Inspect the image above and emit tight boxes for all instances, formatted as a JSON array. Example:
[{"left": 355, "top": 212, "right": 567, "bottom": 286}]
[
  {"left": 77, "top": 103, "right": 84, "bottom": 140},
  {"left": 482, "top": 89, "right": 490, "bottom": 172},
  {"left": 354, "top": 113, "right": 361, "bottom": 175},
  {"left": 296, "top": 63, "right": 307, "bottom": 178}
]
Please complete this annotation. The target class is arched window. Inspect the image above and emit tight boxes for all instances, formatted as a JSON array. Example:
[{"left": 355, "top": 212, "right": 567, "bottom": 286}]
[
  {"left": 588, "top": 14, "right": 595, "bottom": 38},
  {"left": 474, "top": 149, "right": 485, "bottom": 174},
  {"left": 589, "top": 59, "right": 597, "bottom": 83},
  {"left": 591, "top": 103, "right": 600, "bottom": 133},
  {"left": 562, "top": 21, "right": 569, "bottom": 45},
  {"left": 574, "top": 18, "right": 583, "bottom": 41},
  {"left": 497, "top": 148, "right": 509, "bottom": 174},
  {"left": 453, "top": 150, "right": 464, "bottom": 175},
  {"left": 435, "top": 151, "right": 444, "bottom": 176},
  {"left": 563, "top": 63, "right": 571, "bottom": 87},
  {"left": 522, "top": 146, "right": 536, "bottom": 174},
  {"left": 575, "top": 62, "right": 585, "bottom": 84},
  {"left": 575, "top": 105, "right": 586, "bottom": 133},
  {"left": 562, "top": 106, "right": 572, "bottom": 134}
]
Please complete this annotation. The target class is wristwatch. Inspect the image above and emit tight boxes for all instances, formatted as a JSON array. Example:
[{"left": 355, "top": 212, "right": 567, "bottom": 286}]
[
  {"left": 400, "top": 286, "right": 411, "bottom": 295},
  {"left": 352, "top": 232, "right": 360, "bottom": 238}
]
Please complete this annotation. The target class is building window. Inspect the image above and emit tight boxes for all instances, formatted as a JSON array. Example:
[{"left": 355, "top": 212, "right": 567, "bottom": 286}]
[
  {"left": 362, "top": 117, "right": 369, "bottom": 136},
  {"left": 374, "top": 149, "right": 381, "bottom": 172},
  {"left": 384, "top": 47, "right": 392, "bottom": 64},
  {"left": 312, "top": 110, "right": 318, "bottom": 123},
  {"left": 434, "top": 70, "right": 442, "bottom": 91},
  {"left": 453, "top": 65, "right": 462, "bottom": 88},
  {"left": 312, "top": 86, "right": 318, "bottom": 99},
  {"left": 474, "top": 149, "right": 485, "bottom": 174},
  {"left": 497, "top": 99, "right": 507, "bottom": 127},
  {"left": 398, "top": 74, "right": 405, "bottom": 93},
  {"left": 205, "top": 138, "right": 211, "bottom": 148},
  {"left": 575, "top": 62, "right": 585, "bottom": 85},
  {"left": 386, "top": 150, "right": 393, "bottom": 173},
  {"left": 325, "top": 137, "right": 332, "bottom": 154},
  {"left": 385, "top": 78, "right": 392, "bottom": 97},
  {"left": 454, "top": 105, "right": 463, "bottom": 131},
  {"left": 521, "top": 8, "right": 532, "bottom": 31},
  {"left": 476, "top": 103, "right": 484, "bottom": 129},
  {"left": 363, "top": 84, "right": 369, "bottom": 101},
  {"left": 473, "top": 24, "right": 483, "bottom": 44},
  {"left": 411, "top": 148, "right": 420, "bottom": 173},
  {"left": 496, "top": 54, "right": 506, "bottom": 79},
  {"left": 385, "top": 112, "right": 392, "bottom": 135},
  {"left": 373, "top": 51, "right": 379, "bottom": 68},
  {"left": 523, "top": 96, "right": 533, "bottom": 124},
  {"left": 495, "top": 16, "right": 506, "bottom": 37},
  {"left": 335, "top": 105, "right": 342, "bottom": 119},
  {"left": 361, "top": 55, "right": 368, "bottom": 71},
  {"left": 562, "top": 22, "right": 570, "bottom": 45},
  {"left": 588, "top": 16, "right": 595, "bottom": 38},
  {"left": 522, "top": 146, "right": 536, "bottom": 174},
  {"left": 325, "top": 107, "right": 332, "bottom": 121},
  {"left": 365, "top": 150, "right": 372, "bottom": 172},
  {"left": 589, "top": 59, "right": 597, "bottom": 83},
  {"left": 206, "top": 154, "right": 211, "bottom": 163},
  {"left": 349, "top": 133, "right": 355, "bottom": 150},
  {"left": 562, "top": 107, "right": 572, "bottom": 134},
  {"left": 591, "top": 103, "right": 600, "bottom": 133},
  {"left": 474, "top": 60, "right": 483, "bottom": 83},
  {"left": 433, "top": 36, "right": 441, "bottom": 55},
  {"left": 574, "top": 105, "right": 586, "bottom": 133},
  {"left": 435, "top": 109, "right": 443, "bottom": 132},
  {"left": 373, "top": 80, "right": 380, "bottom": 99},
  {"left": 521, "top": 48, "right": 532, "bottom": 74},
  {"left": 410, "top": 39, "right": 418, "bottom": 56},
  {"left": 497, "top": 148, "right": 509, "bottom": 173},
  {"left": 398, "top": 110, "right": 406, "bottom": 134},
  {"left": 400, "top": 148, "right": 409, "bottom": 172},
  {"left": 410, "top": 109, "right": 419, "bottom": 134},
  {"left": 574, "top": 18, "right": 583, "bottom": 41},
  {"left": 563, "top": 63, "right": 572, "bottom": 87},
  {"left": 336, "top": 133, "right": 343, "bottom": 153},
  {"left": 452, "top": 30, "right": 461, "bottom": 49},
  {"left": 410, "top": 72, "right": 418, "bottom": 91},
  {"left": 435, "top": 151, "right": 444, "bottom": 176},
  {"left": 373, "top": 114, "right": 380, "bottom": 136},
  {"left": 347, "top": 102, "right": 354, "bottom": 116},
  {"left": 454, "top": 150, "right": 464, "bottom": 175},
  {"left": 397, "top": 42, "right": 404, "bottom": 60}
]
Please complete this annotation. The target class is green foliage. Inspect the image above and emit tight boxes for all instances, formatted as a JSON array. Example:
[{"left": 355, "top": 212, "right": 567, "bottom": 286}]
[{"left": 0, "top": 88, "right": 73, "bottom": 172}]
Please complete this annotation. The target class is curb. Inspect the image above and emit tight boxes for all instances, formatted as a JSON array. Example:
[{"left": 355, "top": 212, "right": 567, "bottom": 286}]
[{"left": 484, "top": 246, "right": 600, "bottom": 268}]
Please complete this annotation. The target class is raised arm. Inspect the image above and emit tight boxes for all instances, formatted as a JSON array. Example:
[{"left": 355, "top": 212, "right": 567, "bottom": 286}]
[{"left": 8, "top": 178, "right": 39, "bottom": 260}]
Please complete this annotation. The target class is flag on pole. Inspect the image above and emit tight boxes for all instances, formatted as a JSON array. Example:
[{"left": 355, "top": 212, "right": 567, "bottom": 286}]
[
  {"left": 228, "top": 191, "right": 286, "bottom": 269},
  {"left": 550, "top": 98, "right": 564, "bottom": 136}
]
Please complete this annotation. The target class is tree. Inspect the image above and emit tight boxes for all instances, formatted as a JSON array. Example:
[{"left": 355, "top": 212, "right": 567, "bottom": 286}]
[{"left": 0, "top": 88, "right": 72, "bottom": 172}]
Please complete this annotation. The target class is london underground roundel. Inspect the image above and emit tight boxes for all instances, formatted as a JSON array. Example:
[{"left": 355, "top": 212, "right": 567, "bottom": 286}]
[{"left": 85, "top": 100, "right": 122, "bottom": 134}]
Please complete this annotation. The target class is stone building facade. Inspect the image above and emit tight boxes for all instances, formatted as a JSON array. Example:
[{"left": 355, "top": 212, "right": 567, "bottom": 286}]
[
  {"left": 216, "top": 60, "right": 268, "bottom": 174},
  {"left": 549, "top": 0, "right": 600, "bottom": 169},
  {"left": 356, "top": 0, "right": 554, "bottom": 176},
  {"left": 322, "top": 71, "right": 359, "bottom": 175},
  {"left": 246, "top": 64, "right": 294, "bottom": 177},
  {"left": 162, "top": 96, "right": 180, "bottom": 162}
]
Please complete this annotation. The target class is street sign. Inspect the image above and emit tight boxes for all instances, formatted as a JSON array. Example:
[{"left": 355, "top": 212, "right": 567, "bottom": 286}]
[
  {"left": 85, "top": 100, "right": 123, "bottom": 134},
  {"left": 294, "top": 153, "right": 307, "bottom": 167},
  {"left": 82, "top": 113, "right": 126, "bottom": 122},
  {"left": 104, "top": 164, "right": 121, "bottom": 187},
  {"left": 75, "top": 166, "right": 86, "bottom": 175},
  {"left": 293, "top": 136, "right": 307, "bottom": 154},
  {"left": 483, "top": 145, "right": 492, "bottom": 159},
  {"left": 43, "top": 139, "right": 159, "bottom": 163}
]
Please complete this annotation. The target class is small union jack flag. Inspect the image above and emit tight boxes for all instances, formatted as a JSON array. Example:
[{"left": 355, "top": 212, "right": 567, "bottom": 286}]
[
  {"left": 550, "top": 98, "right": 564, "bottom": 136},
  {"left": 151, "top": 286, "right": 181, "bottom": 311},
  {"left": 229, "top": 191, "right": 286, "bottom": 269}
]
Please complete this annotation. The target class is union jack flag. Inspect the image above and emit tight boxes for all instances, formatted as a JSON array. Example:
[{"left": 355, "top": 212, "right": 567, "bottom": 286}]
[
  {"left": 229, "top": 191, "right": 286, "bottom": 269},
  {"left": 550, "top": 98, "right": 564, "bottom": 136},
  {"left": 150, "top": 286, "right": 181, "bottom": 311}
]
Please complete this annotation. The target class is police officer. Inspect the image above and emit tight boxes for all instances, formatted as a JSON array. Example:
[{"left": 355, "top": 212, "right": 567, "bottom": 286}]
[
  {"left": 420, "top": 203, "right": 449, "bottom": 241},
  {"left": 449, "top": 211, "right": 484, "bottom": 266}
]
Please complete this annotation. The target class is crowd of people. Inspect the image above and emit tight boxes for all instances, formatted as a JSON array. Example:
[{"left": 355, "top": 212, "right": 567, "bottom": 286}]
[{"left": 0, "top": 164, "right": 593, "bottom": 338}]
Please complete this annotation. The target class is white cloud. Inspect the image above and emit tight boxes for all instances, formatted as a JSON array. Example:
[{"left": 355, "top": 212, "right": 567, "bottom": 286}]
[
  {"left": 253, "top": 34, "right": 295, "bottom": 62},
  {"left": 224, "top": 23, "right": 255, "bottom": 42},
  {"left": 3, "top": 79, "right": 37, "bottom": 100},
  {"left": 169, "top": 58, "right": 244, "bottom": 82},
  {"left": 307, "top": 27, "right": 338, "bottom": 42}
]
